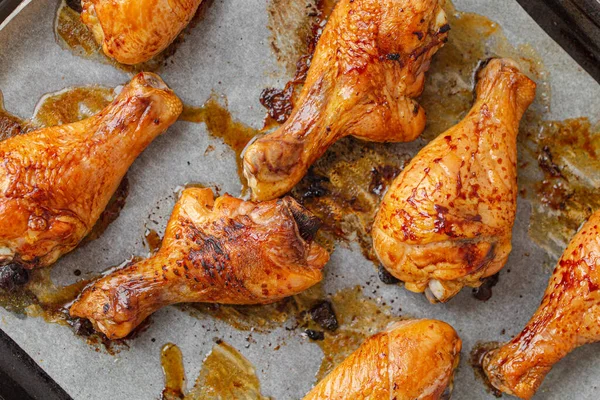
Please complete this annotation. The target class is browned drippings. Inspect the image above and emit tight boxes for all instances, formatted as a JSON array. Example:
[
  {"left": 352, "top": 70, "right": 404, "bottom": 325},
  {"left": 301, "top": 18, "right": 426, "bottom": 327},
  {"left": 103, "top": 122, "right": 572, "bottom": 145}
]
[
  {"left": 419, "top": 3, "right": 548, "bottom": 141},
  {"left": 31, "top": 86, "right": 114, "bottom": 128},
  {"left": 161, "top": 343, "right": 186, "bottom": 400},
  {"left": 1, "top": 85, "right": 114, "bottom": 133},
  {"left": 186, "top": 285, "right": 401, "bottom": 383},
  {"left": 304, "top": 286, "right": 400, "bottom": 381},
  {"left": 292, "top": 140, "right": 410, "bottom": 261},
  {"left": 55, "top": 1, "right": 100, "bottom": 57},
  {"left": 0, "top": 92, "right": 29, "bottom": 140},
  {"left": 262, "top": 0, "right": 335, "bottom": 127},
  {"left": 180, "top": 94, "right": 261, "bottom": 194},
  {"left": 54, "top": 0, "right": 214, "bottom": 73},
  {"left": 160, "top": 341, "right": 268, "bottom": 400},
  {"left": 519, "top": 118, "right": 600, "bottom": 259},
  {"left": 182, "top": 283, "right": 324, "bottom": 332},
  {"left": 267, "top": 0, "right": 337, "bottom": 74},
  {"left": 188, "top": 340, "right": 269, "bottom": 399},
  {"left": 472, "top": 273, "right": 500, "bottom": 302},
  {"left": 470, "top": 342, "right": 503, "bottom": 398},
  {"left": 144, "top": 228, "right": 163, "bottom": 254},
  {"left": 0, "top": 267, "right": 89, "bottom": 324}
]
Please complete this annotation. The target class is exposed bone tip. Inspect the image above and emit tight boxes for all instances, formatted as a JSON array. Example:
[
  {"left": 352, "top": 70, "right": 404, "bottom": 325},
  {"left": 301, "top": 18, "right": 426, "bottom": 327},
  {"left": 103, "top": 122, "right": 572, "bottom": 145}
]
[
  {"left": 425, "top": 279, "right": 446, "bottom": 303},
  {"left": 136, "top": 72, "right": 169, "bottom": 90}
]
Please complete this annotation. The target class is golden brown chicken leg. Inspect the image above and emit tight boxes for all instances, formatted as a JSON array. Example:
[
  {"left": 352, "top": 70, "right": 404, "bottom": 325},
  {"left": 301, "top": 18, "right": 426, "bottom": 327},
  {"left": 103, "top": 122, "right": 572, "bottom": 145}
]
[
  {"left": 70, "top": 188, "right": 329, "bottom": 339},
  {"left": 372, "top": 58, "right": 536, "bottom": 302},
  {"left": 482, "top": 209, "right": 600, "bottom": 399},
  {"left": 82, "top": 0, "right": 203, "bottom": 65},
  {"left": 303, "top": 319, "right": 461, "bottom": 400},
  {"left": 243, "top": 0, "right": 449, "bottom": 201},
  {"left": 0, "top": 73, "right": 181, "bottom": 272}
]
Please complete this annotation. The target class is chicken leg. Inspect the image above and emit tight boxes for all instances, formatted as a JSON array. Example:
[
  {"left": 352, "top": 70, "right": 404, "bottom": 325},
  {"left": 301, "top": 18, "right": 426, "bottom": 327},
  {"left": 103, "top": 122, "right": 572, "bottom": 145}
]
[
  {"left": 303, "top": 319, "right": 461, "bottom": 400},
  {"left": 372, "top": 58, "right": 536, "bottom": 302},
  {"left": 0, "top": 72, "right": 182, "bottom": 271},
  {"left": 482, "top": 209, "right": 600, "bottom": 399},
  {"left": 70, "top": 188, "right": 329, "bottom": 339},
  {"left": 82, "top": 0, "right": 203, "bottom": 65},
  {"left": 243, "top": 0, "right": 449, "bottom": 201}
]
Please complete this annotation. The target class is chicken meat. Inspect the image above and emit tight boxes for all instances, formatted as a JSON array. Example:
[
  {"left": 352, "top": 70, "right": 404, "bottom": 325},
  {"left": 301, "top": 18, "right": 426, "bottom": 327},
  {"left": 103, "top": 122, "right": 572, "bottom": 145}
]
[
  {"left": 483, "top": 209, "right": 600, "bottom": 399},
  {"left": 81, "top": 0, "right": 203, "bottom": 65},
  {"left": 70, "top": 187, "right": 329, "bottom": 339},
  {"left": 243, "top": 0, "right": 449, "bottom": 201},
  {"left": 0, "top": 72, "right": 181, "bottom": 271},
  {"left": 303, "top": 319, "right": 461, "bottom": 400},
  {"left": 372, "top": 58, "right": 536, "bottom": 302}
]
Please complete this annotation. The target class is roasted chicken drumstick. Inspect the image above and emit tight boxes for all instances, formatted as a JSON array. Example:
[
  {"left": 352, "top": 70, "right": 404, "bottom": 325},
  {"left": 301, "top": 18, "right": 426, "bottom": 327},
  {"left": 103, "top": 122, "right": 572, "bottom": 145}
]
[
  {"left": 243, "top": 0, "right": 449, "bottom": 201},
  {"left": 82, "top": 0, "right": 204, "bottom": 64},
  {"left": 483, "top": 209, "right": 600, "bottom": 399},
  {"left": 303, "top": 319, "right": 461, "bottom": 400},
  {"left": 70, "top": 188, "right": 329, "bottom": 339},
  {"left": 373, "top": 58, "right": 536, "bottom": 302},
  {"left": 0, "top": 73, "right": 181, "bottom": 271}
]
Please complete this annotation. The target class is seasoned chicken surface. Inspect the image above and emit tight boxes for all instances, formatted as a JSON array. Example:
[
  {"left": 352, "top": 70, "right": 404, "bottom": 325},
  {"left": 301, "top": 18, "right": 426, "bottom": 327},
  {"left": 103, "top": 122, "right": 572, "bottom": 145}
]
[
  {"left": 70, "top": 188, "right": 329, "bottom": 339},
  {"left": 0, "top": 73, "right": 181, "bottom": 270},
  {"left": 82, "top": 0, "right": 203, "bottom": 65},
  {"left": 243, "top": 0, "right": 449, "bottom": 201},
  {"left": 483, "top": 209, "right": 600, "bottom": 399},
  {"left": 303, "top": 319, "right": 461, "bottom": 400},
  {"left": 372, "top": 58, "right": 536, "bottom": 302}
]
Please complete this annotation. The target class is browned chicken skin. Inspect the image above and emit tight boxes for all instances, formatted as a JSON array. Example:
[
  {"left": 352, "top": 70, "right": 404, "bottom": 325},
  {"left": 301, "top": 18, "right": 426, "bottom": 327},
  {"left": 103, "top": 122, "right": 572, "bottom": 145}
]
[
  {"left": 243, "top": 0, "right": 449, "bottom": 201},
  {"left": 82, "top": 0, "right": 203, "bottom": 65},
  {"left": 70, "top": 188, "right": 329, "bottom": 339},
  {"left": 483, "top": 209, "right": 600, "bottom": 399},
  {"left": 0, "top": 73, "right": 181, "bottom": 270},
  {"left": 372, "top": 58, "right": 536, "bottom": 302},
  {"left": 303, "top": 319, "right": 461, "bottom": 400}
]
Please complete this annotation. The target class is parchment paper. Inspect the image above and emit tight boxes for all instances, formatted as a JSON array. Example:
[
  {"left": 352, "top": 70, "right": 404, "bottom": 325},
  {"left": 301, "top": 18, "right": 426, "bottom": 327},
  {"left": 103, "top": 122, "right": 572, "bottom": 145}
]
[{"left": 1, "top": 0, "right": 600, "bottom": 399}]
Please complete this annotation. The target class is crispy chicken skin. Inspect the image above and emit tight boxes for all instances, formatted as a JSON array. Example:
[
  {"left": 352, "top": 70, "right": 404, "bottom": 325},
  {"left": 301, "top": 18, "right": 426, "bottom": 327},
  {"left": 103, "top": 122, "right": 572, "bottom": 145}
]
[
  {"left": 81, "top": 0, "right": 203, "bottom": 65},
  {"left": 372, "top": 58, "right": 536, "bottom": 302},
  {"left": 243, "top": 0, "right": 449, "bottom": 201},
  {"left": 482, "top": 210, "right": 600, "bottom": 399},
  {"left": 70, "top": 188, "right": 329, "bottom": 339},
  {"left": 0, "top": 73, "right": 181, "bottom": 270},
  {"left": 303, "top": 319, "right": 461, "bottom": 400}
]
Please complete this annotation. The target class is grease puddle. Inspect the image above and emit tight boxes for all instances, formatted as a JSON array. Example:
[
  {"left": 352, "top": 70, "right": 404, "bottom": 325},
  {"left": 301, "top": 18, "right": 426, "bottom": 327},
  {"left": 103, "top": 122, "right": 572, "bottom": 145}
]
[
  {"left": 184, "top": 285, "right": 402, "bottom": 383},
  {"left": 161, "top": 341, "right": 269, "bottom": 400}
]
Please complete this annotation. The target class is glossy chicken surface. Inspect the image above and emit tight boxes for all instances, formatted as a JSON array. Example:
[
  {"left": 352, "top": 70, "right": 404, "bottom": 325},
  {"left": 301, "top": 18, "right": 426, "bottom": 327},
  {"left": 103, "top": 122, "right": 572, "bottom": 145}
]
[
  {"left": 81, "top": 0, "right": 203, "bottom": 64},
  {"left": 0, "top": 73, "right": 181, "bottom": 270},
  {"left": 70, "top": 188, "right": 329, "bottom": 339},
  {"left": 303, "top": 319, "right": 461, "bottom": 400},
  {"left": 483, "top": 209, "right": 600, "bottom": 399},
  {"left": 243, "top": 0, "right": 449, "bottom": 201},
  {"left": 372, "top": 58, "right": 536, "bottom": 302}
]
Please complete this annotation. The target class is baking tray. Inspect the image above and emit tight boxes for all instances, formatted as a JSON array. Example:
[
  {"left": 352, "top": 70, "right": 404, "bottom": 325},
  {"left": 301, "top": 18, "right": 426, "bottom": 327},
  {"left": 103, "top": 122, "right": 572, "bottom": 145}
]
[{"left": 0, "top": 0, "right": 600, "bottom": 399}]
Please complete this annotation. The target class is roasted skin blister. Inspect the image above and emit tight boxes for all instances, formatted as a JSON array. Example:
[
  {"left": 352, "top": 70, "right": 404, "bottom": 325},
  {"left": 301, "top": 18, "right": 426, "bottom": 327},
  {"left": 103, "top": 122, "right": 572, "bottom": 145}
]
[
  {"left": 70, "top": 188, "right": 329, "bottom": 339},
  {"left": 81, "top": 0, "right": 204, "bottom": 65},
  {"left": 372, "top": 58, "right": 536, "bottom": 302},
  {"left": 0, "top": 73, "right": 182, "bottom": 272},
  {"left": 243, "top": 0, "right": 449, "bottom": 201},
  {"left": 303, "top": 319, "right": 461, "bottom": 400},
  {"left": 483, "top": 209, "right": 600, "bottom": 399}
]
